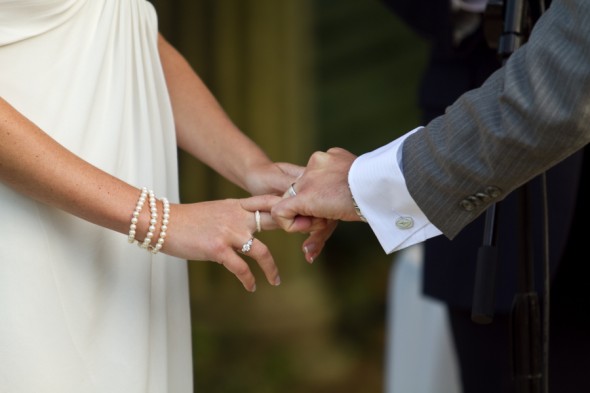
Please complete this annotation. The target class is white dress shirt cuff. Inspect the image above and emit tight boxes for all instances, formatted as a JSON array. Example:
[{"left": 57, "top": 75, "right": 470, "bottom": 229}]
[{"left": 348, "top": 127, "right": 442, "bottom": 254}]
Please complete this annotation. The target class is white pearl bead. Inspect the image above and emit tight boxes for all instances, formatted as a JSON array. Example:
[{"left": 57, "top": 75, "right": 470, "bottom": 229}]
[
  {"left": 130, "top": 191, "right": 170, "bottom": 255},
  {"left": 128, "top": 188, "right": 148, "bottom": 244}
]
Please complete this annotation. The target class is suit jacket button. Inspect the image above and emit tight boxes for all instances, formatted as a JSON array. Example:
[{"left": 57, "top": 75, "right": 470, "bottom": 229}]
[
  {"left": 467, "top": 196, "right": 482, "bottom": 206},
  {"left": 475, "top": 192, "right": 491, "bottom": 202},
  {"left": 460, "top": 199, "right": 475, "bottom": 211},
  {"left": 485, "top": 186, "right": 502, "bottom": 198},
  {"left": 395, "top": 216, "right": 414, "bottom": 229}
]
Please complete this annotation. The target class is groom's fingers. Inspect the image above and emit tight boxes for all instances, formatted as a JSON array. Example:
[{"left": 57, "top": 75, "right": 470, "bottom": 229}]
[
  {"left": 301, "top": 220, "right": 338, "bottom": 263},
  {"left": 272, "top": 197, "right": 328, "bottom": 233},
  {"left": 271, "top": 197, "right": 302, "bottom": 232}
]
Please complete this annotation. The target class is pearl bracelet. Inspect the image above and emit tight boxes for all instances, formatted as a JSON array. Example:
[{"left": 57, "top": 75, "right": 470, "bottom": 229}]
[
  {"left": 128, "top": 187, "right": 148, "bottom": 243},
  {"left": 149, "top": 197, "right": 169, "bottom": 255},
  {"left": 128, "top": 187, "right": 171, "bottom": 254},
  {"left": 140, "top": 189, "right": 158, "bottom": 249}
]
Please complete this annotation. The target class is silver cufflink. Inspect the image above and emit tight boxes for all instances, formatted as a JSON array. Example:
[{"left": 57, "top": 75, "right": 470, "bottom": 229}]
[{"left": 395, "top": 216, "right": 414, "bottom": 229}]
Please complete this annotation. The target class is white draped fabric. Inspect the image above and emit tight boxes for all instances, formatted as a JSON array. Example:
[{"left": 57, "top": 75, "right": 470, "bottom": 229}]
[
  {"left": 385, "top": 245, "right": 461, "bottom": 393},
  {"left": 0, "top": 1, "right": 192, "bottom": 392}
]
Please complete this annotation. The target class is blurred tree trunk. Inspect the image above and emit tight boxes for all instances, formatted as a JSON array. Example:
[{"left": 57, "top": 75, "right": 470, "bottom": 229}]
[
  {"left": 146, "top": 1, "right": 427, "bottom": 391},
  {"left": 151, "top": 0, "right": 316, "bottom": 281},
  {"left": 148, "top": 1, "right": 348, "bottom": 392}
]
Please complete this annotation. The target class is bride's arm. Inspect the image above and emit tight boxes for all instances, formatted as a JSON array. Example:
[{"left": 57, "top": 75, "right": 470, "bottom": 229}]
[
  {"left": 0, "top": 97, "right": 279, "bottom": 291},
  {"left": 0, "top": 97, "right": 137, "bottom": 235},
  {"left": 157, "top": 33, "right": 303, "bottom": 196},
  {"left": 157, "top": 33, "right": 340, "bottom": 262}
]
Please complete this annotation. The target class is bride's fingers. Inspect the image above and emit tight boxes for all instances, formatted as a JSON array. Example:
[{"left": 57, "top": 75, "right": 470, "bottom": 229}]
[
  {"left": 217, "top": 237, "right": 280, "bottom": 290},
  {"left": 257, "top": 211, "right": 279, "bottom": 231},
  {"left": 276, "top": 162, "right": 305, "bottom": 179},
  {"left": 240, "top": 195, "right": 283, "bottom": 232},
  {"left": 242, "top": 238, "right": 281, "bottom": 286},
  {"left": 241, "top": 194, "right": 282, "bottom": 212},
  {"left": 217, "top": 249, "right": 257, "bottom": 292}
]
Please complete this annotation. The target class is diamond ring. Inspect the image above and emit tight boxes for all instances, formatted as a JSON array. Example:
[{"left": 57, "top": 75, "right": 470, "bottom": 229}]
[{"left": 241, "top": 238, "right": 254, "bottom": 253}]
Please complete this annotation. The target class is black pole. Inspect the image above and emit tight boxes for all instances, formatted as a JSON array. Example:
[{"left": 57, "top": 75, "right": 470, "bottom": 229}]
[
  {"left": 510, "top": 185, "right": 543, "bottom": 393},
  {"left": 471, "top": 1, "right": 548, "bottom": 392},
  {"left": 471, "top": 0, "right": 530, "bottom": 325},
  {"left": 471, "top": 204, "right": 499, "bottom": 324}
]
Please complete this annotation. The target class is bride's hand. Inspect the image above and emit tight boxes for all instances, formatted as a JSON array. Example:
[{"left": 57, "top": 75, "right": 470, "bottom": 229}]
[
  {"left": 244, "top": 161, "right": 304, "bottom": 196},
  {"left": 163, "top": 194, "right": 282, "bottom": 292}
]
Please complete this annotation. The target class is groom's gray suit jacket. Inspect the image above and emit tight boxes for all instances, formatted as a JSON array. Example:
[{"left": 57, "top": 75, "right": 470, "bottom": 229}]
[{"left": 403, "top": 0, "right": 590, "bottom": 239}]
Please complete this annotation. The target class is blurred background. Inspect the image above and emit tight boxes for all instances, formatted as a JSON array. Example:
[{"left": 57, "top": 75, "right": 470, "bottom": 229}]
[{"left": 150, "top": 0, "right": 428, "bottom": 392}]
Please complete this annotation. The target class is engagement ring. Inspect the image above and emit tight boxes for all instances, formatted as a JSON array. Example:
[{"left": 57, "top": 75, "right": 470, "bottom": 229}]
[{"left": 241, "top": 238, "right": 254, "bottom": 253}]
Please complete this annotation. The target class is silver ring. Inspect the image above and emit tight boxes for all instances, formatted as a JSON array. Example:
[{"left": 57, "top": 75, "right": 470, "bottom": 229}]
[
  {"left": 255, "top": 210, "right": 261, "bottom": 233},
  {"left": 288, "top": 183, "right": 297, "bottom": 197},
  {"left": 241, "top": 238, "right": 254, "bottom": 253}
]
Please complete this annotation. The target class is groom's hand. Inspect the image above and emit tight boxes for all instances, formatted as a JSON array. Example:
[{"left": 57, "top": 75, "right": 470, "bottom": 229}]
[
  {"left": 271, "top": 147, "right": 361, "bottom": 262},
  {"left": 272, "top": 147, "right": 360, "bottom": 227}
]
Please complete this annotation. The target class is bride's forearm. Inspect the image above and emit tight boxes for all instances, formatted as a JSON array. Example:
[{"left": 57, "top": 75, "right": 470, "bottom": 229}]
[
  {"left": 157, "top": 33, "right": 273, "bottom": 192},
  {"left": 0, "top": 97, "right": 148, "bottom": 237}
]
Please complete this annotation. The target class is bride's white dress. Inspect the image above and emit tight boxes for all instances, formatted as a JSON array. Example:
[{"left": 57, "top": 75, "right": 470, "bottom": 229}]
[{"left": 0, "top": 1, "right": 192, "bottom": 392}]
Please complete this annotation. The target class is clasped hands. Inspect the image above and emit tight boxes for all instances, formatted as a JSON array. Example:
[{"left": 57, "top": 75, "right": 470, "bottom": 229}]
[
  {"left": 215, "top": 147, "right": 363, "bottom": 292},
  {"left": 169, "top": 148, "right": 363, "bottom": 293}
]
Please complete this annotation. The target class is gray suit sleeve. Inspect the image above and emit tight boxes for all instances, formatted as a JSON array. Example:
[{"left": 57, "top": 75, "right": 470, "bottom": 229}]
[{"left": 402, "top": 0, "right": 590, "bottom": 238}]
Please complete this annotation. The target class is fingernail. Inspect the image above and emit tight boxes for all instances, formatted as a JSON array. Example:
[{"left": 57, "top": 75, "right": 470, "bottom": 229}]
[
  {"left": 274, "top": 276, "right": 281, "bottom": 286},
  {"left": 251, "top": 284, "right": 257, "bottom": 293},
  {"left": 304, "top": 245, "right": 315, "bottom": 263}
]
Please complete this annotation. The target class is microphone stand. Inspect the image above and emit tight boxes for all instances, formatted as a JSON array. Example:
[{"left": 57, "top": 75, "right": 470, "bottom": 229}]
[
  {"left": 471, "top": 1, "right": 548, "bottom": 392},
  {"left": 511, "top": 185, "right": 543, "bottom": 393}
]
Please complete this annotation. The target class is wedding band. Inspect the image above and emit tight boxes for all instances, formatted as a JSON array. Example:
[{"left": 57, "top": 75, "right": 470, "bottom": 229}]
[
  {"left": 288, "top": 183, "right": 297, "bottom": 197},
  {"left": 241, "top": 238, "right": 254, "bottom": 253},
  {"left": 255, "top": 210, "right": 261, "bottom": 233}
]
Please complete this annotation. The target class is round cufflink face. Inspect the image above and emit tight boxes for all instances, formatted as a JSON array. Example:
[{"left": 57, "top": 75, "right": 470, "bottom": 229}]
[{"left": 395, "top": 216, "right": 414, "bottom": 229}]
